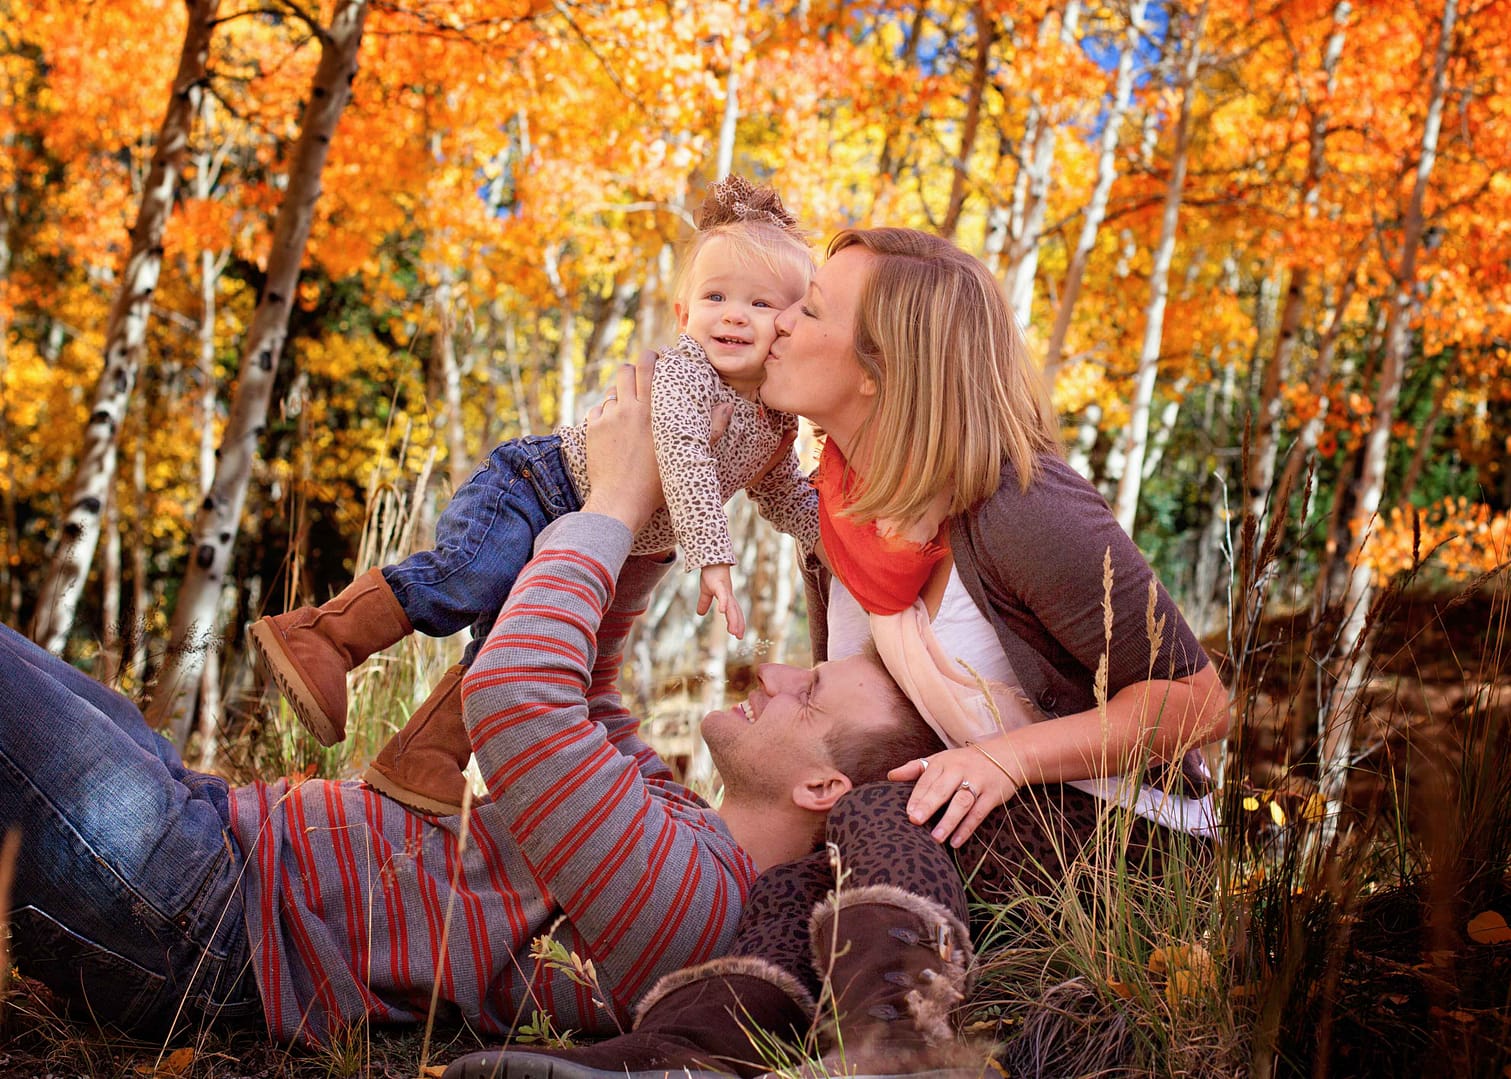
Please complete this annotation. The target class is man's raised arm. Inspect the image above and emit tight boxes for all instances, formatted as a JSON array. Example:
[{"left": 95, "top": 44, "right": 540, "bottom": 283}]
[{"left": 459, "top": 358, "right": 756, "bottom": 1023}]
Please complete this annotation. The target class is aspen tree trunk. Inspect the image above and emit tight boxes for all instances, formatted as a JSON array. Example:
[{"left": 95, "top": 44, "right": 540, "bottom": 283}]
[
  {"left": 498, "top": 311, "right": 536, "bottom": 437},
  {"left": 1004, "top": 122, "right": 1052, "bottom": 325},
  {"left": 30, "top": 0, "right": 221, "bottom": 653},
  {"left": 1140, "top": 382, "right": 1187, "bottom": 481},
  {"left": 1246, "top": 0, "right": 1350, "bottom": 524},
  {"left": 872, "top": 6, "right": 928, "bottom": 217},
  {"left": 1319, "top": 0, "right": 1456, "bottom": 820},
  {"left": 1001, "top": 1, "right": 1082, "bottom": 324},
  {"left": 582, "top": 277, "right": 635, "bottom": 377},
  {"left": 99, "top": 488, "right": 124, "bottom": 684},
  {"left": 188, "top": 129, "right": 232, "bottom": 755},
  {"left": 433, "top": 275, "right": 471, "bottom": 490},
  {"left": 714, "top": 0, "right": 748, "bottom": 181},
  {"left": 940, "top": 0, "right": 994, "bottom": 240},
  {"left": 1273, "top": 271, "right": 1360, "bottom": 505},
  {"left": 129, "top": 447, "right": 152, "bottom": 681},
  {"left": 0, "top": 151, "right": 18, "bottom": 621},
  {"left": 1044, "top": 0, "right": 1144, "bottom": 380},
  {"left": 1111, "top": 1, "right": 1206, "bottom": 536},
  {"left": 687, "top": 614, "right": 728, "bottom": 792},
  {"left": 147, "top": 0, "right": 371, "bottom": 744},
  {"left": 544, "top": 243, "right": 579, "bottom": 425},
  {"left": 1399, "top": 367, "right": 1451, "bottom": 502}
]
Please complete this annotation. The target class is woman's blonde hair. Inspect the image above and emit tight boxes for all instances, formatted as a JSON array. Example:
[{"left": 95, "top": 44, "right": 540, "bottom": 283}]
[{"left": 831, "top": 227, "right": 1060, "bottom": 523}]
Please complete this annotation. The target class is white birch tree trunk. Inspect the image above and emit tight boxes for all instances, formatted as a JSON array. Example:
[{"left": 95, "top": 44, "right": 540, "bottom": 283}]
[
  {"left": 1112, "top": 1, "right": 1206, "bottom": 535},
  {"left": 99, "top": 486, "right": 124, "bottom": 684},
  {"left": 1001, "top": 1, "right": 1082, "bottom": 325},
  {"left": 1246, "top": 1, "right": 1350, "bottom": 524},
  {"left": 714, "top": 0, "right": 748, "bottom": 181},
  {"left": 544, "top": 242, "right": 579, "bottom": 425},
  {"left": 0, "top": 139, "right": 19, "bottom": 621},
  {"left": 1044, "top": 0, "right": 1144, "bottom": 380},
  {"left": 30, "top": 0, "right": 221, "bottom": 654},
  {"left": 1320, "top": 0, "right": 1456, "bottom": 819},
  {"left": 147, "top": 0, "right": 371, "bottom": 744}
]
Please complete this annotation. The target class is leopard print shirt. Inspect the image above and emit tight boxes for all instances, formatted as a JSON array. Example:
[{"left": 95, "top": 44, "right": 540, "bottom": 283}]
[{"left": 557, "top": 334, "right": 820, "bottom": 566}]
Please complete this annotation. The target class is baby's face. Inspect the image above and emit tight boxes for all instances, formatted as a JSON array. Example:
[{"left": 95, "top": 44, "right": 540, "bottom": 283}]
[{"left": 679, "top": 237, "right": 807, "bottom": 397}]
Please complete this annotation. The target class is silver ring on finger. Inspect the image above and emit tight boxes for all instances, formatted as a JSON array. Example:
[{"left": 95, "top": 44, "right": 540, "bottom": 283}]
[
  {"left": 958, "top": 779, "right": 977, "bottom": 797},
  {"left": 917, "top": 758, "right": 930, "bottom": 771}
]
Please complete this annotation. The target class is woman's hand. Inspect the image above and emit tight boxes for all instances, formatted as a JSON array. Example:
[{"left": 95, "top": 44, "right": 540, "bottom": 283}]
[
  {"left": 582, "top": 352, "right": 664, "bottom": 532},
  {"left": 888, "top": 740, "right": 1022, "bottom": 848}
]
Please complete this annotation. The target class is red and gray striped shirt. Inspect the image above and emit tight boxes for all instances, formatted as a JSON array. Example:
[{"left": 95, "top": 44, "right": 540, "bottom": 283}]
[{"left": 228, "top": 514, "right": 756, "bottom": 1044}]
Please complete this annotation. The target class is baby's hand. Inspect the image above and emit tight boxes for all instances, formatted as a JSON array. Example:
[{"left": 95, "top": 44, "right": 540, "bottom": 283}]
[{"left": 698, "top": 564, "right": 746, "bottom": 639}]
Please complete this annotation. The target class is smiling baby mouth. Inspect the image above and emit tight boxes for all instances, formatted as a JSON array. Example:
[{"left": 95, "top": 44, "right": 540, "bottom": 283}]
[{"left": 713, "top": 334, "right": 751, "bottom": 346}]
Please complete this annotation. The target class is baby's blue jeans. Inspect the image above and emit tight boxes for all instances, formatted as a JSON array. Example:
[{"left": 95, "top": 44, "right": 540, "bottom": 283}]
[{"left": 380, "top": 434, "right": 582, "bottom": 666}]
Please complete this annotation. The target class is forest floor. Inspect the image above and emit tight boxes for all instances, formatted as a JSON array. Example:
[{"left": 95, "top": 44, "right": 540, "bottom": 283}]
[{"left": 2, "top": 586, "right": 1509, "bottom": 1077}]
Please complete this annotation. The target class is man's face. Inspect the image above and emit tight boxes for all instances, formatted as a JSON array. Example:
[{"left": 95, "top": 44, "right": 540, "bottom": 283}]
[{"left": 701, "top": 655, "right": 896, "bottom": 798}]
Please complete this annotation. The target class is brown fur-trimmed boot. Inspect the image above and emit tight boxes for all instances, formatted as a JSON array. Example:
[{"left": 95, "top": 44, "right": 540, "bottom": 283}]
[
  {"left": 364, "top": 663, "right": 471, "bottom": 816},
  {"left": 810, "top": 884, "right": 979, "bottom": 1077},
  {"left": 249, "top": 568, "right": 413, "bottom": 746},
  {"left": 441, "top": 956, "right": 815, "bottom": 1079}
]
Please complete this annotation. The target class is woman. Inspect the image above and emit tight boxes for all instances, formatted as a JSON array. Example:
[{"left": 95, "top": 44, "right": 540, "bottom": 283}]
[{"left": 443, "top": 229, "right": 1230, "bottom": 1079}]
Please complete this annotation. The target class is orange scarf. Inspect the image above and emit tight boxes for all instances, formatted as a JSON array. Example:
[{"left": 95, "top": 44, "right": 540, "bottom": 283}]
[{"left": 813, "top": 441, "right": 947, "bottom": 616}]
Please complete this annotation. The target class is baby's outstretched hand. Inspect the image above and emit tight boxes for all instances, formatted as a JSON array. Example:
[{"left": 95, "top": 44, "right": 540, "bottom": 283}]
[{"left": 698, "top": 564, "right": 746, "bottom": 639}]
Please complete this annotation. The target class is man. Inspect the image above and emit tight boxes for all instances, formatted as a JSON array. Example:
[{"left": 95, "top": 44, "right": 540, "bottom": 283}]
[{"left": 0, "top": 357, "right": 941, "bottom": 1047}]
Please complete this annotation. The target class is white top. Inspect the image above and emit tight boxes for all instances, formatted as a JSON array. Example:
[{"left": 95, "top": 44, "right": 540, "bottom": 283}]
[{"left": 828, "top": 574, "right": 1217, "bottom": 837}]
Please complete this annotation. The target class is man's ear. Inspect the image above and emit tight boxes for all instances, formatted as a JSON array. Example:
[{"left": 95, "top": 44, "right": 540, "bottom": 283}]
[{"left": 792, "top": 769, "right": 853, "bottom": 814}]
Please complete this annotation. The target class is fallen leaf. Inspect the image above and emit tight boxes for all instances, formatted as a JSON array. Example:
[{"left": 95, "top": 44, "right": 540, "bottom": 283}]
[
  {"left": 1428, "top": 1006, "right": 1478, "bottom": 1024},
  {"left": 1166, "top": 968, "right": 1206, "bottom": 1008},
  {"left": 134, "top": 1048, "right": 195, "bottom": 1077},
  {"left": 422, "top": 1067, "right": 448, "bottom": 1078},
  {"left": 1468, "top": 910, "right": 1511, "bottom": 945},
  {"left": 1301, "top": 794, "right": 1328, "bottom": 822},
  {"left": 1106, "top": 978, "right": 1134, "bottom": 999},
  {"left": 1149, "top": 942, "right": 1216, "bottom": 985}
]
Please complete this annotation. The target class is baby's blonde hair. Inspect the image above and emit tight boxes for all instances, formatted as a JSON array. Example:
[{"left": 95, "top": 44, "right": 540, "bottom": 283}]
[
  {"left": 832, "top": 227, "right": 1060, "bottom": 524},
  {"left": 673, "top": 176, "right": 814, "bottom": 310}
]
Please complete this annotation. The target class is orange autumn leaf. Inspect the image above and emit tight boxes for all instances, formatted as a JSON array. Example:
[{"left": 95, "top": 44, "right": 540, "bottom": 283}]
[{"left": 1467, "top": 911, "right": 1511, "bottom": 945}]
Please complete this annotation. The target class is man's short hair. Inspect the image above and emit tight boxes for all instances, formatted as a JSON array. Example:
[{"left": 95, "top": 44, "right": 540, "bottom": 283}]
[{"left": 822, "top": 657, "right": 944, "bottom": 786}]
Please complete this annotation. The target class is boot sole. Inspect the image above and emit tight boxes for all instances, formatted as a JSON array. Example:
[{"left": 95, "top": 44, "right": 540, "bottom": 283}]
[
  {"left": 249, "top": 619, "right": 343, "bottom": 747},
  {"left": 443, "top": 1051, "right": 730, "bottom": 1079},
  {"left": 363, "top": 762, "right": 466, "bottom": 817}
]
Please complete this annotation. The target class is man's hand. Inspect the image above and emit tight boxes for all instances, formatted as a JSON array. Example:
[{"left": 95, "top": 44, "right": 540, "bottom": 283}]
[
  {"left": 698, "top": 564, "right": 746, "bottom": 639},
  {"left": 582, "top": 352, "right": 663, "bottom": 533}
]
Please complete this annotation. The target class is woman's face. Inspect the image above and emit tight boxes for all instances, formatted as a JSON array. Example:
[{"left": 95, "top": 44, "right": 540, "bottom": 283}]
[{"left": 762, "top": 245, "right": 877, "bottom": 443}]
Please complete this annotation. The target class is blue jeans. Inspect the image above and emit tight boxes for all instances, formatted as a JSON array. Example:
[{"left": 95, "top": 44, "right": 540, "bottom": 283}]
[
  {"left": 381, "top": 434, "right": 582, "bottom": 665},
  {"left": 0, "top": 623, "right": 259, "bottom": 1033}
]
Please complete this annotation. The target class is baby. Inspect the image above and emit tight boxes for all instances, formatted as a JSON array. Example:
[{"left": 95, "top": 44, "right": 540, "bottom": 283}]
[{"left": 251, "top": 176, "right": 818, "bottom": 816}]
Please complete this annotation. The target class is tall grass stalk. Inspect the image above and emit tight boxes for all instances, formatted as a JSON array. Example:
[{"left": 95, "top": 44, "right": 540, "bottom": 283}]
[{"left": 0, "top": 826, "right": 19, "bottom": 1011}]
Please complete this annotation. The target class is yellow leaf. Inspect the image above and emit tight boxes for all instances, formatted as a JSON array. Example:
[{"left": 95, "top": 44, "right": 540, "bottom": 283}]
[
  {"left": 1269, "top": 801, "right": 1287, "bottom": 826},
  {"left": 1242, "top": 795, "right": 1260, "bottom": 812},
  {"left": 1467, "top": 910, "right": 1511, "bottom": 944},
  {"left": 1165, "top": 968, "right": 1205, "bottom": 1008},
  {"left": 1301, "top": 794, "right": 1328, "bottom": 822}
]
